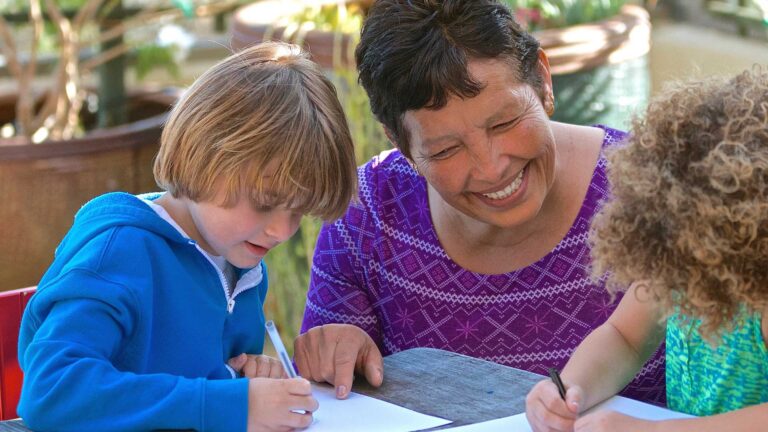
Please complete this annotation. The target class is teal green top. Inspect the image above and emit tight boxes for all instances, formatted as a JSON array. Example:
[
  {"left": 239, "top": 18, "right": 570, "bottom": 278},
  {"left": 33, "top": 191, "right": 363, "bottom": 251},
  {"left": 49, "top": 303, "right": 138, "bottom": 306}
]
[{"left": 666, "top": 310, "right": 768, "bottom": 416}]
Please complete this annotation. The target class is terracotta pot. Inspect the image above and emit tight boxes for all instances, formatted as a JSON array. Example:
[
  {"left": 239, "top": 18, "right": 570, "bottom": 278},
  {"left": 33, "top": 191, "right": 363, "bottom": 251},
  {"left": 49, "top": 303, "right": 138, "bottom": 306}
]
[
  {"left": 0, "top": 89, "right": 178, "bottom": 291},
  {"left": 230, "top": 0, "right": 372, "bottom": 69},
  {"left": 534, "top": 5, "right": 651, "bottom": 75},
  {"left": 535, "top": 5, "right": 651, "bottom": 128}
]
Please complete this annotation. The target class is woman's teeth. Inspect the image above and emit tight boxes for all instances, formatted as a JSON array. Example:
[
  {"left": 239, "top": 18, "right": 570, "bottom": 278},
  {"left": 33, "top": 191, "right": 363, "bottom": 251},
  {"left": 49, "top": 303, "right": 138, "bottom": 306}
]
[{"left": 482, "top": 167, "right": 525, "bottom": 200}]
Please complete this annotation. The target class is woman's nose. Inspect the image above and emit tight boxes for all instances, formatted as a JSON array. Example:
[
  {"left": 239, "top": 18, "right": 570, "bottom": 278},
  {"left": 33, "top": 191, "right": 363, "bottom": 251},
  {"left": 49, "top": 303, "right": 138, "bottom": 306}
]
[{"left": 469, "top": 138, "right": 506, "bottom": 183}]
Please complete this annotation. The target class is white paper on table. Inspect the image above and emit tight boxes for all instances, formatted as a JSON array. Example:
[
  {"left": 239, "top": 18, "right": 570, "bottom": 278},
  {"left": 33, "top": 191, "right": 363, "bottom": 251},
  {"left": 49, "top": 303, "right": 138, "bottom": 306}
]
[
  {"left": 308, "top": 383, "right": 453, "bottom": 431},
  {"left": 436, "top": 413, "right": 531, "bottom": 431},
  {"left": 592, "top": 396, "right": 694, "bottom": 421},
  {"left": 438, "top": 395, "right": 693, "bottom": 431}
]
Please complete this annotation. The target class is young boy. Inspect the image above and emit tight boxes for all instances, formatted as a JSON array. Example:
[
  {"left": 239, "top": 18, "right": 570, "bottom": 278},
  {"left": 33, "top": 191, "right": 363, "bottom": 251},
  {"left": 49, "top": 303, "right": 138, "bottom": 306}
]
[{"left": 17, "top": 42, "right": 357, "bottom": 432}]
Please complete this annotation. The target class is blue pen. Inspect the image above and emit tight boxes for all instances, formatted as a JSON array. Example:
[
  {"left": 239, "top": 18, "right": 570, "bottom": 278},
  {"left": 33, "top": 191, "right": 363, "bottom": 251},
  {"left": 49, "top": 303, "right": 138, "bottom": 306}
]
[{"left": 265, "top": 320, "right": 298, "bottom": 378}]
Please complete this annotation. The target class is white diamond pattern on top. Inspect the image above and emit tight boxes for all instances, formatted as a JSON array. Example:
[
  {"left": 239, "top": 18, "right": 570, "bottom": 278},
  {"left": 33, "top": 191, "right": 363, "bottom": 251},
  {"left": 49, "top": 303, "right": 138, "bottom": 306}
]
[
  {"left": 369, "top": 260, "right": 600, "bottom": 305},
  {"left": 358, "top": 155, "right": 449, "bottom": 259},
  {"left": 303, "top": 300, "right": 378, "bottom": 327}
]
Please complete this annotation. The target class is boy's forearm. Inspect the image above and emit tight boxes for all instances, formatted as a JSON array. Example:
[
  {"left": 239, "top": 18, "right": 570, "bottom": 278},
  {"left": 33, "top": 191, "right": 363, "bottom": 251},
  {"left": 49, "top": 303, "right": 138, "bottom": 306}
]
[
  {"left": 562, "top": 322, "right": 649, "bottom": 411},
  {"left": 654, "top": 402, "right": 768, "bottom": 432}
]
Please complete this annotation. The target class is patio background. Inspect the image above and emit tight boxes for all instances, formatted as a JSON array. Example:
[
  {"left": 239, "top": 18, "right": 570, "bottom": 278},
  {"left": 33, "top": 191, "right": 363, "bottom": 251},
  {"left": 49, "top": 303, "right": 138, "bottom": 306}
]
[{"left": 1, "top": 0, "right": 766, "bottom": 355}]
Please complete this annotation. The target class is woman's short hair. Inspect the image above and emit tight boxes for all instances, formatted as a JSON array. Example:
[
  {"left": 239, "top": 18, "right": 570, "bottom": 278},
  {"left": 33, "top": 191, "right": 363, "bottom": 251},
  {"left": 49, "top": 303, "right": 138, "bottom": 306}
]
[
  {"left": 154, "top": 41, "right": 357, "bottom": 221},
  {"left": 355, "top": 0, "right": 542, "bottom": 159},
  {"left": 590, "top": 67, "right": 768, "bottom": 338}
]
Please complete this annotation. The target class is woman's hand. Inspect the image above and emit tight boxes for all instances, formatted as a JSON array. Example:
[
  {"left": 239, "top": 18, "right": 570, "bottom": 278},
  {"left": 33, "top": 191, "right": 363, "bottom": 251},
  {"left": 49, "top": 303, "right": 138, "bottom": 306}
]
[
  {"left": 293, "top": 323, "right": 384, "bottom": 399},
  {"left": 525, "top": 378, "right": 582, "bottom": 432},
  {"left": 246, "top": 377, "right": 318, "bottom": 432},
  {"left": 229, "top": 353, "right": 287, "bottom": 379},
  {"left": 575, "top": 410, "right": 656, "bottom": 432}
]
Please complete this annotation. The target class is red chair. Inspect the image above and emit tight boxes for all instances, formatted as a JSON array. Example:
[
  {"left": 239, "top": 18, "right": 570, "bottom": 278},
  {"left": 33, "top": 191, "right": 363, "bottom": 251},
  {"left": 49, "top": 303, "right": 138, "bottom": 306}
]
[{"left": 0, "top": 287, "right": 35, "bottom": 420}]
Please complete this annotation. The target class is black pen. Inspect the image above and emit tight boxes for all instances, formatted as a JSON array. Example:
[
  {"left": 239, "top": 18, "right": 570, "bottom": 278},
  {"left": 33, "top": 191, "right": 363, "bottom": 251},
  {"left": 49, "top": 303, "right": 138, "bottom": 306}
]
[{"left": 547, "top": 367, "right": 567, "bottom": 400}]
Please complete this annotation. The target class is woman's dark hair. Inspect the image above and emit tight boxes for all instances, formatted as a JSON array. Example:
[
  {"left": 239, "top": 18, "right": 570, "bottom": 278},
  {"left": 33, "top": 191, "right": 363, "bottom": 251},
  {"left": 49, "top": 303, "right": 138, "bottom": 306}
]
[{"left": 355, "top": 0, "right": 542, "bottom": 158}]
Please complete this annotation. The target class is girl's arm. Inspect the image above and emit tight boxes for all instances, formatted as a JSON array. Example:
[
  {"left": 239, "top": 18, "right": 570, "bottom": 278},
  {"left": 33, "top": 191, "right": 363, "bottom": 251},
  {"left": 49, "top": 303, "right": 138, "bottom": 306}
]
[
  {"left": 574, "top": 303, "right": 768, "bottom": 432},
  {"left": 575, "top": 402, "right": 768, "bottom": 432},
  {"left": 562, "top": 281, "right": 666, "bottom": 411},
  {"left": 526, "top": 282, "right": 665, "bottom": 431}
]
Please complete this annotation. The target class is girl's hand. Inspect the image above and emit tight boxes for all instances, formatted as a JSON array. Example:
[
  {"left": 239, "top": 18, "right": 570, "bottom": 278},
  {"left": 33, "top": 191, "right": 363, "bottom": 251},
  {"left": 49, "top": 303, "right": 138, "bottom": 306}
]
[
  {"left": 247, "top": 377, "right": 318, "bottom": 432},
  {"left": 525, "top": 378, "right": 582, "bottom": 432},
  {"left": 229, "top": 353, "right": 287, "bottom": 379},
  {"left": 575, "top": 410, "right": 656, "bottom": 432}
]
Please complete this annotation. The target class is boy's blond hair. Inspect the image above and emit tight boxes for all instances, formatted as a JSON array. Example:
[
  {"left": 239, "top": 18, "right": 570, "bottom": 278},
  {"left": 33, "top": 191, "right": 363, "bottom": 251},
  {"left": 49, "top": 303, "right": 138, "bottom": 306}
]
[
  {"left": 590, "top": 67, "right": 768, "bottom": 338},
  {"left": 154, "top": 42, "right": 356, "bottom": 221}
]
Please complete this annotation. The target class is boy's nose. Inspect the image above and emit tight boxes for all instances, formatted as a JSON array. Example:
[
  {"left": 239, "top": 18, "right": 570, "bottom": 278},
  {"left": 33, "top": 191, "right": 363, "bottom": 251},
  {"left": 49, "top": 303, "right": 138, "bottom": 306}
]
[{"left": 263, "top": 210, "right": 300, "bottom": 243}]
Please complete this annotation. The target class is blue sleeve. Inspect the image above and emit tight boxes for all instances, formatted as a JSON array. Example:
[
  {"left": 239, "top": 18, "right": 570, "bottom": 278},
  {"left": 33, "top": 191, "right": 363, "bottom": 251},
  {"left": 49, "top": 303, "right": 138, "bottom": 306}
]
[{"left": 18, "top": 277, "right": 248, "bottom": 432}]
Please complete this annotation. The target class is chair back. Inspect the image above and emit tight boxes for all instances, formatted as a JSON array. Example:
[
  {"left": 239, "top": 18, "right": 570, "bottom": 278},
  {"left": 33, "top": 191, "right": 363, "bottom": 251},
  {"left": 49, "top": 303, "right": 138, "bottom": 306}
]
[{"left": 0, "top": 287, "right": 35, "bottom": 420}]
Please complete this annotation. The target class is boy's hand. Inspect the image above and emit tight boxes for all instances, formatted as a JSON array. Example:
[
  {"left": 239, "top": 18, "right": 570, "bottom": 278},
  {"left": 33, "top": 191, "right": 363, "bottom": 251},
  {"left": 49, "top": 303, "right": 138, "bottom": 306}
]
[
  {"left": 293, "top": 324, "right": 384, "bottom": 399},
  {"left": 247, "top": 377, "right": 318, "bottom": 432},
  {"left": 525, "top": 378, "right": 582, "bottom": 432},
  {"left": 575, "top": 410, "right": 654, "bottom": 432},
  {"left": 229, "top": 353, "right": 287, "bottom": 379}
]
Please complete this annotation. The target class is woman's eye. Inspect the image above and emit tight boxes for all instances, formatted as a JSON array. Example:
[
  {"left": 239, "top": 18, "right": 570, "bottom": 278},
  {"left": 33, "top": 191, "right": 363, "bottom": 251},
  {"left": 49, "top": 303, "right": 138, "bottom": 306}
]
[
  {"left": 431, "top": 147, "right": 457, "bottom": 160},
  {"left": 493, "top": 118, "right": 518, "bottom": 131}
]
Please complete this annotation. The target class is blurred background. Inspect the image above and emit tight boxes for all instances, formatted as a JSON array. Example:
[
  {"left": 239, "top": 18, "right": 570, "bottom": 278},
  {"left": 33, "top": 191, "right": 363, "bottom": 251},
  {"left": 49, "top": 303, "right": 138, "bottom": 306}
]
[{"left": 1, "top": 0, "right": 767, "bottom": 353}]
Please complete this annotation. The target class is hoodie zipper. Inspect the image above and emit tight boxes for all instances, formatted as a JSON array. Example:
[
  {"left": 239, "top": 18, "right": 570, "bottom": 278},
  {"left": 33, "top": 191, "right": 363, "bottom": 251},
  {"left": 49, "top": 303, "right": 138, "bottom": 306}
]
[{"left": 189, "top": 240, "right": 254, "bottom": 314}]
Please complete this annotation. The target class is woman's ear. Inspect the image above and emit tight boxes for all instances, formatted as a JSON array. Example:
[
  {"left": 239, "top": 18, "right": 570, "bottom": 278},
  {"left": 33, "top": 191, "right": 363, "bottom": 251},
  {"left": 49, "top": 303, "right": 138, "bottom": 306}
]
[
  {"left": 537, "top": 48, "right": 555, "bottom": 116},
  {"left": 383, "top": 126, "right": 398, "bottom": 148},
  {"left": 384, "top": 126, "right": 420, "bottom": 175}
]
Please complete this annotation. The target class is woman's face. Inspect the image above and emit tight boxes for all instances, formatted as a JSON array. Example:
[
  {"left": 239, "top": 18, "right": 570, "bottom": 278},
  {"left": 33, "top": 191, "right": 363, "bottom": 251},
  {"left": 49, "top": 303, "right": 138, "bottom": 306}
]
[{"left": 404, "top": 57, "right": 557, "bottom": 231}]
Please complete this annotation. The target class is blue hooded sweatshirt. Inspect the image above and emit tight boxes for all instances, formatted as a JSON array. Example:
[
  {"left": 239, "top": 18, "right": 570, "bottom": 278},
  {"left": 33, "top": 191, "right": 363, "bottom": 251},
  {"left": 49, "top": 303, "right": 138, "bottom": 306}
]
[{"left": 18, "top": 192, "right": 268, "bottom": 431}]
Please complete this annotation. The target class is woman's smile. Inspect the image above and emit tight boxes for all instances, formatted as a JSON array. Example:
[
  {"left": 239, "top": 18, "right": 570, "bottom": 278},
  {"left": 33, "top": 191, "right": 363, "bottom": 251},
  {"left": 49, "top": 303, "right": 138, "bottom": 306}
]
[{"left": 478, "top": 164, "right": 527, "bottom": 199}]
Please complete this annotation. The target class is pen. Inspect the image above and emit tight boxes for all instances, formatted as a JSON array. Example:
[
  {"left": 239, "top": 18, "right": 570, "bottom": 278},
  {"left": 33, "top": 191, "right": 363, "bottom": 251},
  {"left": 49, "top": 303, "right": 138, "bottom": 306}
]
[
  {"left": 265, "top": 320, "right": 298, "bottom": 378},
  {"left": 547, "top": 367, "right": 567, "bottom": 400}
]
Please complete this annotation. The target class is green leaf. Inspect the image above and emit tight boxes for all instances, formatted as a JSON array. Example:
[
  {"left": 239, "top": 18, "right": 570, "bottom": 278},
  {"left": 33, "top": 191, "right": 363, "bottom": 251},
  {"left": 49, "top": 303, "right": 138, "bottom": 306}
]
[{"left": 135, "top": 44, "right": 178, "bottom": 80}]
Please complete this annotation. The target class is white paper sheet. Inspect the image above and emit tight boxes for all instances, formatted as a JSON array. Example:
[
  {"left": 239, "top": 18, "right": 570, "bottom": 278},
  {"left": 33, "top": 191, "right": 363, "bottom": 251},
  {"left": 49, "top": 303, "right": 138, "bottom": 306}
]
[
  {"left": 439, "top": 395, "right": 693, "bottom": 431},
  {"left": 307, "top": 383, "right": 453, "bottom": 431}
]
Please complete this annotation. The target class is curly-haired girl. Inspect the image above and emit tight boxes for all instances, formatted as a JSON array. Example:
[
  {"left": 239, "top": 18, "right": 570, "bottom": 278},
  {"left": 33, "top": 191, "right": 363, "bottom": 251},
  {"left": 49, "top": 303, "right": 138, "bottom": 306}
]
[{"left": 525, "top": 67, "right": 768, "bottom": 432}]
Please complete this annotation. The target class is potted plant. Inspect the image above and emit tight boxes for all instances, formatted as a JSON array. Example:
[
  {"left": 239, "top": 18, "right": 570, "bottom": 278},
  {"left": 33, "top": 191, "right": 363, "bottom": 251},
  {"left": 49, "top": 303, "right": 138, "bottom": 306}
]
[
  {"left": 503, "top": 0, "right": 651, "bottom": 129},
  {"left": 0, "top": 0, "right": 237, "bottom": 291}
]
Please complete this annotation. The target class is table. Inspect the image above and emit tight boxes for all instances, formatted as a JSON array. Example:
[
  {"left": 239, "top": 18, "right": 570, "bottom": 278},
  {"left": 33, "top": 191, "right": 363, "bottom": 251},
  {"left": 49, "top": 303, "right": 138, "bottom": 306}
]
[{"left": 0, "top": 347, "right": 546, "bottom": 431}]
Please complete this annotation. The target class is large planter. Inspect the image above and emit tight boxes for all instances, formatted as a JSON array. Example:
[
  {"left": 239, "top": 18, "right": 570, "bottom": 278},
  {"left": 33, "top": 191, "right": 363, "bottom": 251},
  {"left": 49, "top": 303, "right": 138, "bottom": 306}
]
[
  {"left": 230, "top": 0, "right": 373, "bottom": 70},
  {"left": 232, "top": 2, "right": 649, "bottom": 129},
  {"left": 0, "top": 89, "right": 177, "bottom": 291},
  {"left": 535, "top": 5, "right": 651, "bottom": 129}
]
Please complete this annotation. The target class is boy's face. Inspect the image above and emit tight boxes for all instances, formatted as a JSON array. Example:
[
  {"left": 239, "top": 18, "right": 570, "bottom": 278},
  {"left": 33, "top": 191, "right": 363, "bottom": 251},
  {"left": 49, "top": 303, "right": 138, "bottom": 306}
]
[
  {"left": 186, "top": 191, "right": 302, "bottom": 269},
  {"left": 163, "top": 160, "right": 303, "bottom": 269}
]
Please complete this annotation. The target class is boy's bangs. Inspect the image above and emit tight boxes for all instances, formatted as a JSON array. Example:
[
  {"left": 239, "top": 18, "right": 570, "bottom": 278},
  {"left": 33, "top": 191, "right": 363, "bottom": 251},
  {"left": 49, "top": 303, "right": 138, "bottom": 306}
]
[{"left": 221, "top": 150, "right": 352, "bottom": 221}]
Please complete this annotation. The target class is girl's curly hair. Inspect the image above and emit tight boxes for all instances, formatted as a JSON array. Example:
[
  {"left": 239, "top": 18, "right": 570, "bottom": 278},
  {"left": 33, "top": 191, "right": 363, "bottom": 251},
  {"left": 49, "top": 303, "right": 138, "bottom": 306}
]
[{"left": 590, "top": 67, "right": 768, "bottom": 338}]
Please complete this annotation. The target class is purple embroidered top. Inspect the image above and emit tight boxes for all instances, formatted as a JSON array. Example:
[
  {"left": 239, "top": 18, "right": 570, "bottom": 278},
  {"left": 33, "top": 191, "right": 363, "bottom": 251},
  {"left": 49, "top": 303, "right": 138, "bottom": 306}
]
[{"left": 301, "top": 126, "right": 666, "bottom": 405}]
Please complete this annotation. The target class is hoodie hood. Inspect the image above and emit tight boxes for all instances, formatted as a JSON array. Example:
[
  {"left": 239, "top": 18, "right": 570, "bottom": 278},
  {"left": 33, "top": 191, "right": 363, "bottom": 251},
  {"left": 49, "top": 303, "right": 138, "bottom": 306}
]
[{"left": 41, "top": 192, "right": 187, "bottom": 285}]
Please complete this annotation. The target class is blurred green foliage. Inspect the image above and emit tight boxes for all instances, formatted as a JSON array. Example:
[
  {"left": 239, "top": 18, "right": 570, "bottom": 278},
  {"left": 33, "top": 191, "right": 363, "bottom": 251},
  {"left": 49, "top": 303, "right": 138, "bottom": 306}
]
[
  {"left": 135, "top": 44, "right": 179, "bottom": 79},
  {"left": 500, "top": 0, "right": 626, "bottom": 29},
  {"left": 264, "top": 65, "right": 389, "bottom": 353}
]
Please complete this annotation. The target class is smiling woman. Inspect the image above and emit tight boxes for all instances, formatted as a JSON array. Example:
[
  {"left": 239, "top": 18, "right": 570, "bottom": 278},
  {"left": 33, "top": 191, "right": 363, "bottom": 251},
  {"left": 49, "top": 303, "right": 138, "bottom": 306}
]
[{"left": 293, "top": 0, "right": 667, "bottom": 407}]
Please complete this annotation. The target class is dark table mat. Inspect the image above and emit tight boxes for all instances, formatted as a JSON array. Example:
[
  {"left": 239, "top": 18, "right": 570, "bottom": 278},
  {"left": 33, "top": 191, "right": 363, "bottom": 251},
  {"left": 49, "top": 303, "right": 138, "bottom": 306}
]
[{"left": 353, "top": 347, "right": 544, "bottom": 429}]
